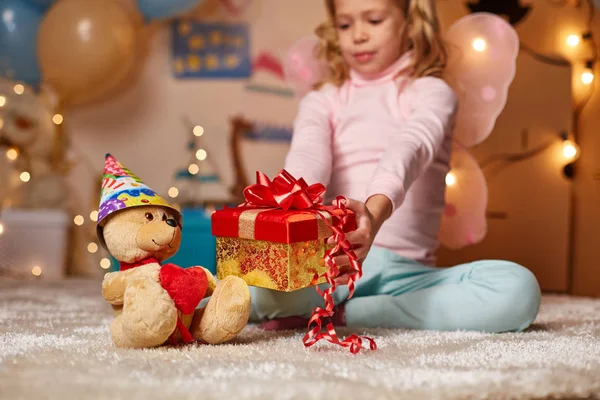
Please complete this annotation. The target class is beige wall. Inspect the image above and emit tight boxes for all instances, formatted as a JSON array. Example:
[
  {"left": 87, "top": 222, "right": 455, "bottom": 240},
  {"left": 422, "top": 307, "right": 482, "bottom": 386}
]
[
  {"left": 56, "top": 0, "right": 599, "bottom": 293},
  {"left": 436, "top": 0, "right": 599, "bottom": 296}
]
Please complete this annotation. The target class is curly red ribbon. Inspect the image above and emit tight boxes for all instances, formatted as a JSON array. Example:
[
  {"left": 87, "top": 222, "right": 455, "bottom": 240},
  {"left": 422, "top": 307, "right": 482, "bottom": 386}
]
[
  {"left": 243, "top": 170, "right": 377, "bottom": 354},
  {"left": 302, "top": 196, "right": 377, "bottom": 354}
]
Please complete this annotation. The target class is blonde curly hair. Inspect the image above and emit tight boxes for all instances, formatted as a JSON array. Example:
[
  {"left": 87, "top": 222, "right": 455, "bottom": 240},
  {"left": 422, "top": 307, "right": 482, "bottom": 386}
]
[{"left": 314, "top": 0, "right": 448, "bottom": 88}]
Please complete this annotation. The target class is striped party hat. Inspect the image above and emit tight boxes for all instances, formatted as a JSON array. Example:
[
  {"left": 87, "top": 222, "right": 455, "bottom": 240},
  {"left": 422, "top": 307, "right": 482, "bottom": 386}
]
[{"left": 97, "top": 154, "right": 180, "bottom": 226}]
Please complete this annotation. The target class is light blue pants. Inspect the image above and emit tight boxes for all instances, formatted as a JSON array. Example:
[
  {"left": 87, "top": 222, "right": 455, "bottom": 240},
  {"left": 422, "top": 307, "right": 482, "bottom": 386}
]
[{"left": 250, "top": 246, "right": 542, "bottom": 332}]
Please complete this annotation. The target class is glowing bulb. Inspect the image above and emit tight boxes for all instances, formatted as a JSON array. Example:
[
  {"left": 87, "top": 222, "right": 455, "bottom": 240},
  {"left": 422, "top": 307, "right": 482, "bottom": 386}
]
[
  {"left": 196, "top": 149, "right": 207, "bottom": 161},
  {"left": 87, "top": 242, "right": 98, "bottom": 253},
  {"left": 6, "top": 148, "right": 18, "bottom": 161},
  {"left": 0, "top": 223, "right": 4, "bottom": 235},
  {"left": 581, "top": 70, "right": 594, "bottom": 85},
  {"left": 472, "top": 38, "right": 486, "bottom": 52},
  {"left": 567, "top": 34, "right": 580, "bottom": 47},
  {"left": 13, "top": 84, "right": 24, "bottom": 95},
  {"left": 20, "top": 172, "right": 30, "bottom": 182},
  {"left": 100, "top": 258, "right": 111, "bottom": 269},
  {"left": 89, "top": 210, "right": 98, "bottom": 222},
  {"left": 562, "top": 139, "right": 580, "bottom": 161},
  {"left": 193, "top": 125, "right": 204, "bottom": 136},
  {"left": 52, "top": 114, "right": 64, "bottom": 125},
  {"left": 74, "top": 215, "right": 85, "bottom": 226},
  {"left": 188, "top": 164, "right": 199, "bottom": 175},
  {"left": 0, "top": 96, "right": 6, "bottom": 107},
  {"left": 31, "top": 266, "right": 42, "bottom": 276},
  {"left": 168, "top": 187, "right": 179, "bottom": 198},
  {"left": 445, "top": 172, "right": 456, "bottom": 186}
]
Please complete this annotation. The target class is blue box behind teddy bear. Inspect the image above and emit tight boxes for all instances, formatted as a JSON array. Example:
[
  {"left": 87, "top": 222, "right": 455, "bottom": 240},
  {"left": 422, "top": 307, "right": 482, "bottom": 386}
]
[
  {"left": 108, "top": 207, "right": 216, "bottom": 273},
  {"left": 167, "top": 208, "right": 216, "bottom": 273}
]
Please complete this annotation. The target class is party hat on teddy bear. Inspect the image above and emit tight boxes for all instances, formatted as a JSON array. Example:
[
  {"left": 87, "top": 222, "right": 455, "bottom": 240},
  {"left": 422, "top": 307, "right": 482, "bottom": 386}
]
[{"left": 96, "top": 154, "right": 181, "bottom": 246}]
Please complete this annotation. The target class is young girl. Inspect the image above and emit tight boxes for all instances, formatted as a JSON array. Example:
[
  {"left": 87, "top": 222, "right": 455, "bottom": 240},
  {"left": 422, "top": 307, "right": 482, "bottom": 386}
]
[{"left": 250, "top": 0, "right": 542, "bottom": 333}]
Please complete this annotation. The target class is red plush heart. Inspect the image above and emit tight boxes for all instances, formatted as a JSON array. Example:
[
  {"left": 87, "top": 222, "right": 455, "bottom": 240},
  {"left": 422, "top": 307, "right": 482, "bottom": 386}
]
[{"left": 159, "top": 264, "right": 208, "bottom": 315}]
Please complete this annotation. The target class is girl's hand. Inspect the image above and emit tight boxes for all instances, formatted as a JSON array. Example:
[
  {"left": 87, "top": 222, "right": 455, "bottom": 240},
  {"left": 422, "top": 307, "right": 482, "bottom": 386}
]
[{"left": 326, "top": 195, "right": 392, "bottom": 285}]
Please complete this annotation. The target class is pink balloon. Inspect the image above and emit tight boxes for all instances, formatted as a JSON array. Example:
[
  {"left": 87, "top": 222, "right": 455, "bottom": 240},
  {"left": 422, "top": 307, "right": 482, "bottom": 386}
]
[
  {"left": 444, "top": 13, "right": 519, "bottom": 148},
  {"left": 438, "top": 145, "right": 488, "bottom": 249},
  {"left": 283, "top": 36, "right": 328, "bottom": 98}
]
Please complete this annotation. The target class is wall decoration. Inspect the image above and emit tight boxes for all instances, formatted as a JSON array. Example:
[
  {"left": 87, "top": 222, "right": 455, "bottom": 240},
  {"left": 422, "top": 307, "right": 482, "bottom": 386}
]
[
  {"left": 245, "top": 51, "right": 295, "bottom": 97},
  {"left": 243, "top": 120, "right": 293, "bottom": 142},
  {"left": 168, "top": 116, "right": 224, "bottom": 207},
  {"left": 171, "top": 20, "right": 252, "bottom": 79}
]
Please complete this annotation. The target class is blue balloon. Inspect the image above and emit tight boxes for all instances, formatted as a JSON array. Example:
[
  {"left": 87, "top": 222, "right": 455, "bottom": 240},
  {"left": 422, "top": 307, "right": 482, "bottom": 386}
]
[
  {"left": 0, "top": 0, "right": 43, "bottom": 86},
  {"left": 136, "top": 0, "right": 203, "bottom": 21},
  {"left": 22, "top": 0, "right": 57, "bottom": 11}
]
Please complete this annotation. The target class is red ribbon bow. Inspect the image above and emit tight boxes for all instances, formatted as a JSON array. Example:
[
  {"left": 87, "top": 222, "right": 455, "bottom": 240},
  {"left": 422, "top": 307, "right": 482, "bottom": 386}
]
[
  {"left": 243, "top": 170, "right": 377, "bottom": 354},
  {"left": 242, "top": 170, "right": 326, "bottom": 210}
]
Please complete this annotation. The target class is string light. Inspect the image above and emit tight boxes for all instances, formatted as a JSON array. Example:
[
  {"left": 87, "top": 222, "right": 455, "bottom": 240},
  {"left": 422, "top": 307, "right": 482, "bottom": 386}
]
[
  {"left": 560, "top": 131, "right": 580, "bottom": 162},
  {"left": 472, "top": 38, "right": 486, "bottom": 52},
  {"left": 19, "top": 172, "right": 30, "bottom": 182},
  {"left": 445, "top": 172, "right": 457, "bottom": 186},
  {"left": 6, "top": 148, "right": 18, "bottom": 161},
  {"left": 13, "top": 84, "right": 24, "bottom": 95},
  {"left": 563, "top": 141, "right": 578, "bottom": 160},
  {"left": 567, "top": 34, "right": 580, "bottom": 47},
  {"left": 581, "top": 69, "right": 594, "bottom": 85},
  {"left": 196, "top": 149, "right": 207, "bottom": 161},
  {"left": 52, "top": 114, "right": 64, "bottom": 125},
  {"left": 562, "top": 141, "right": 580, "bottom": 162},
  {"left": 87, "top": 242, "right": 98, "bottom": 254},
  {"left": 74, "top": 215, "right": 85, "bottom": 226},
  {"left": 100, "top": 258, "right": 111, "bottom": 269},
  {"left": 31, "top": 266, "right": 42, "bottom": 276},
  {"left": 89, "top": 210, "right": 98, "bottom": 222},
  {"left": 0, "top": 223, "right": 4, "bottom": 235},
  {"left": 188, "top": 164, "right": 199, "bottom": 175},
  {"left": 168, "top": 187, "right": 179, "bottom": 198},
  {"left": 0, "top": 96, "right": 5, "bottom": 107},
  {"left": 193, "top": 125, "right": 204, "bottom": 136}
]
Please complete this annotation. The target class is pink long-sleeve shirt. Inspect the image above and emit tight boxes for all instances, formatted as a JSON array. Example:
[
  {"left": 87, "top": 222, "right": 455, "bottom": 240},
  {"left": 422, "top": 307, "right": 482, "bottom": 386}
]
[{"left": 284, "top": 52, "right": 459, "bottom": 265}]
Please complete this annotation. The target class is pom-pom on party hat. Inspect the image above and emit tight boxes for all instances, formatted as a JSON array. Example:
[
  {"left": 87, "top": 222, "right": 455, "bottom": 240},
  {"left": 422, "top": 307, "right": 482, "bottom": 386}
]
[{"left": 96, "top": 154, "right": 181, "bottom": 247}]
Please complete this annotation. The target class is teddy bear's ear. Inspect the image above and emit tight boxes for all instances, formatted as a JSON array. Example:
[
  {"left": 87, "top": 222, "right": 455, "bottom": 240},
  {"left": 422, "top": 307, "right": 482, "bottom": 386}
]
[
  {"left": 96, "top": 212, "right": 113, "bottom": 251},
  {"left": 96, "top": 224, "right": 108, "bottom": 250}
]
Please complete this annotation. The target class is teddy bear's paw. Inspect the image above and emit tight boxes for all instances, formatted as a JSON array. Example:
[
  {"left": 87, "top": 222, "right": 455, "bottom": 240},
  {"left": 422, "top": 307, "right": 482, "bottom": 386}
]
[
  {"left": 110, "top": 314, "right": 144, "bottom": 348},
  {"left": 120, "top": 278, "right": 178, "bottom": 348},
  {"left": 200, "top": 267, "right": 217, "bottom": 296},
  {"left": 190, "top": 276, "right": 251, "bottom": 345}
]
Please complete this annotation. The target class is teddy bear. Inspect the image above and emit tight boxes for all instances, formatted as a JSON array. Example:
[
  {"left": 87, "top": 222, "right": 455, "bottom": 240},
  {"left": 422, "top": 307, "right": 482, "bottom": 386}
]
[{"left": 96, "top": 154, "right": 251, "bottom": 348}]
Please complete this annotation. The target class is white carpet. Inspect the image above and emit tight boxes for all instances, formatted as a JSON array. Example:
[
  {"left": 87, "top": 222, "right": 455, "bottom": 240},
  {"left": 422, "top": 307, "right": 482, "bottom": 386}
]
[{"left": 1, "top": 278, "right": 599, "bottom": 400}]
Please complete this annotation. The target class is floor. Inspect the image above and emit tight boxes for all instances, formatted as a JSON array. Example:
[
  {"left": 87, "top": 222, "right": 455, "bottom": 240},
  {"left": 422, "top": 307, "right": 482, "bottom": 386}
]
[{"left": 1, "top": 278, "right": 599, "bottom": 400}]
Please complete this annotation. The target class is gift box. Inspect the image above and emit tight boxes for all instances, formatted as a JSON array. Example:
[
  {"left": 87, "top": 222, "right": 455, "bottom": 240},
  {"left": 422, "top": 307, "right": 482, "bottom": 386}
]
[{"left": 211, "top": 170, "right": 357, "bottom": 292}]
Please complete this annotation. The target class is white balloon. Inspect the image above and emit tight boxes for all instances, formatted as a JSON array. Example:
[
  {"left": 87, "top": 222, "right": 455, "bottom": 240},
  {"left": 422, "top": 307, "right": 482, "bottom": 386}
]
[
  {"left": 444, "top": 12, "right": 519, "bottom": 148},
  {"left": 439, "top": 145, "right": 488, "bottom": 249}
]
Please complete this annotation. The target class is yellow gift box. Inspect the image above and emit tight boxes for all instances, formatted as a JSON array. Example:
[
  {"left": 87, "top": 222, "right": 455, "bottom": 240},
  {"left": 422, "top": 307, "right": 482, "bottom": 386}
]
[
  {"left": 212, "top": 205, "right": 356, "bottom": 292},
  {"left": 212, "top": 170, "right": 357, "bottom": 292}
]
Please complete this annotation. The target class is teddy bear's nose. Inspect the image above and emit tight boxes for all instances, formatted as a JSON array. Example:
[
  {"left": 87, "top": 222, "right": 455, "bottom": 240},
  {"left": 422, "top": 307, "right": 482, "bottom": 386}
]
[{"left": 165, "top": 218, "right": 178, "bottom": 228}]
